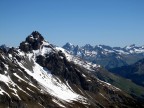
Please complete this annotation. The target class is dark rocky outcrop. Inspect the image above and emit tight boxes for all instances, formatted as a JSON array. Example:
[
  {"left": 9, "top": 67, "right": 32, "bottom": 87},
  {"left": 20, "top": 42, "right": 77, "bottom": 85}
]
[{"left": 19, "top": 31, "right": 44, "bottom": 52}]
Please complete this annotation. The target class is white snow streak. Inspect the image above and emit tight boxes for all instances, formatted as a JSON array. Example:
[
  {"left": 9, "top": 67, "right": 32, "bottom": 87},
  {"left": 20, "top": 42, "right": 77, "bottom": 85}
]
[
  {"left": 18, "top": 60, "right": 86, "bottom": 103},
  {"left": 52, "top": 99, "right": 66, "bottom": 108}
]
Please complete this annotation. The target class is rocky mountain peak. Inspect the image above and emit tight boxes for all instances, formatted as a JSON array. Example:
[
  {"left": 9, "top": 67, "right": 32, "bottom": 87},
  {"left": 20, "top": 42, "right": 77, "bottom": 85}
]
[
  {"left": 19, "top": 31, "right": 45, "bottom": 52},
  {"left": 63, "top": 42, "right": 75, "bottom": 51},
  {"left": 65, "top": 42, "right": 73, "bottom": 46},
  {"left": 125, "top": 44, "right": 136, "bottom": 50},
  {"left": 0, "top": 44, "right": 10, "bottom": 53},
  {"left": 83, "top": 44, "right": 93, "bottom": 50}
]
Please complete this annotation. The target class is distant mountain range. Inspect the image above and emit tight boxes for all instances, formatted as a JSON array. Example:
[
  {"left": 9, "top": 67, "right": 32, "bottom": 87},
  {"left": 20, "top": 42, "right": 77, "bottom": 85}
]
[
  {"left": 0, "top": 32, "right": 144, "bottom": 107},
  {"left": 63, "top": 43, "right": 144, "bottom": 69}
]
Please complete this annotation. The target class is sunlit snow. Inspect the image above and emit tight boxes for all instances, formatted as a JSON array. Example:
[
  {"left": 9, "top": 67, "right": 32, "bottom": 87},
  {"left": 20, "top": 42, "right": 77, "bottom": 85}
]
[{"left": 18, "top": 59, "right": 86, "bottom": 103}]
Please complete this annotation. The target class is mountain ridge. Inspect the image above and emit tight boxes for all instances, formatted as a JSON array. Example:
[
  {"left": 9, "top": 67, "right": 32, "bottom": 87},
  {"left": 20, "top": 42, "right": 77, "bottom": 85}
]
[
  {"left": 0, "top": 31, "right": 144, "bottom": 107},
  {"left": 63, "top": 42, "right": 144, "bottom": 69}
]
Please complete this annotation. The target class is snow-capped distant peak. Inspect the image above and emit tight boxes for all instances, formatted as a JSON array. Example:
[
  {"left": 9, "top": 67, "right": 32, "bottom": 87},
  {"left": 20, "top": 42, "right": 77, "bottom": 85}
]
[
  {"left": 125, "top": 44, "right": 136, "bottom": 49},
  {"left": 0, "top": 44, "right": 10, "bottom": 51},
  {"left": 66, "top": 42, "right": 73, "bottom": 46},
  {"left": 64, "top": 42, "right": 75, "bottom": 47}
]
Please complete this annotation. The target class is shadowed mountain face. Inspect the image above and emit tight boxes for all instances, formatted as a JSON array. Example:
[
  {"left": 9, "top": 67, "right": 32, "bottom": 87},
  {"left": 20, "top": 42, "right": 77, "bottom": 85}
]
[
  {"left": 0, "top": 31, "right": 144, "bottom": 108},
  {"left": 63, "top": 43, "right": 144, "bottom": 69},
  {"left": 109, "top": 58, "right": 144, "bottom": 87}
]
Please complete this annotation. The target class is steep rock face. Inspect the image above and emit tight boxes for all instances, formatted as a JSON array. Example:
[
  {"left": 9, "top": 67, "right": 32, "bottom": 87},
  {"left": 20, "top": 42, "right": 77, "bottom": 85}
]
[
  {"left": 0, "top": 49, "right": 53, "bottom": 108},
  {"left": 0, "top": 32, "right": 144, "bottom": 108},
  {"left": 25, "top": 47, "right": 143, "bottom": 107},
  {"left": 0, "top": 47, "right": 91, "bottom": 108}
]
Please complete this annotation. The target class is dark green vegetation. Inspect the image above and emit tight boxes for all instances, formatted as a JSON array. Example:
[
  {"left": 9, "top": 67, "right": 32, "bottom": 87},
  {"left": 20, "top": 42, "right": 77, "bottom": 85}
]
[
  {"left": 109, "top": 58, "right": 144, "bottom": 87},
  {"left": 94, "top": 67, "right": 144, "bottom": 99}
]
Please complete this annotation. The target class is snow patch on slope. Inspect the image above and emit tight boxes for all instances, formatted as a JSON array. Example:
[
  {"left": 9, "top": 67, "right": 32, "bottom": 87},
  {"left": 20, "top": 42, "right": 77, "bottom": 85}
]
[
  {"left": 13, "top": 73, "right": 27, "bottom": 83},
  {"left": 0, "top": 73, "right": 22, "bottom": 99},
  {"left": 52, "top": 99, "right": 66, "bottom": 108},
  {"left": 18, "top": 58, "right": 87, "bottom": 103},
  {"left": 55, "top": 47, "right": 100, "bottom": 71},
  {"left": 97, "top": 78, "right": 121, "bottom": 91}
]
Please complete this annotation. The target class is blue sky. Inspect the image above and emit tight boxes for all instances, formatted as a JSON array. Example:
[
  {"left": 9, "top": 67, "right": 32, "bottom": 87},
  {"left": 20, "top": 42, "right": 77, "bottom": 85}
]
[{"left": 0, "top": 0, "right": 144, "bottom": 47}]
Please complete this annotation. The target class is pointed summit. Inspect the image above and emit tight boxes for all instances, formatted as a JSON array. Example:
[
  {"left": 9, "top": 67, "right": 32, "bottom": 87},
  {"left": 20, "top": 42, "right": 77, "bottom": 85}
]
[
  {"left": 64, "top": 42, "right": 74, "bottom": 47},
  {"left": 25, "top": 31, "right": 44, "bottom": 46},
  {"left": 0, "top": 44, "right": 10, "bottom": 52},
  {"left": 83, "top": 44, "right": 93, "bottom": 50},
  {"left": 125, "top": 44, "right": 136, "bottom": 50},
  {"left": 63, "top": 42, "right": 75, "bottom": 51},
  {"left": 19, "top": 31, "right": 45, "bottom": 52}
]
